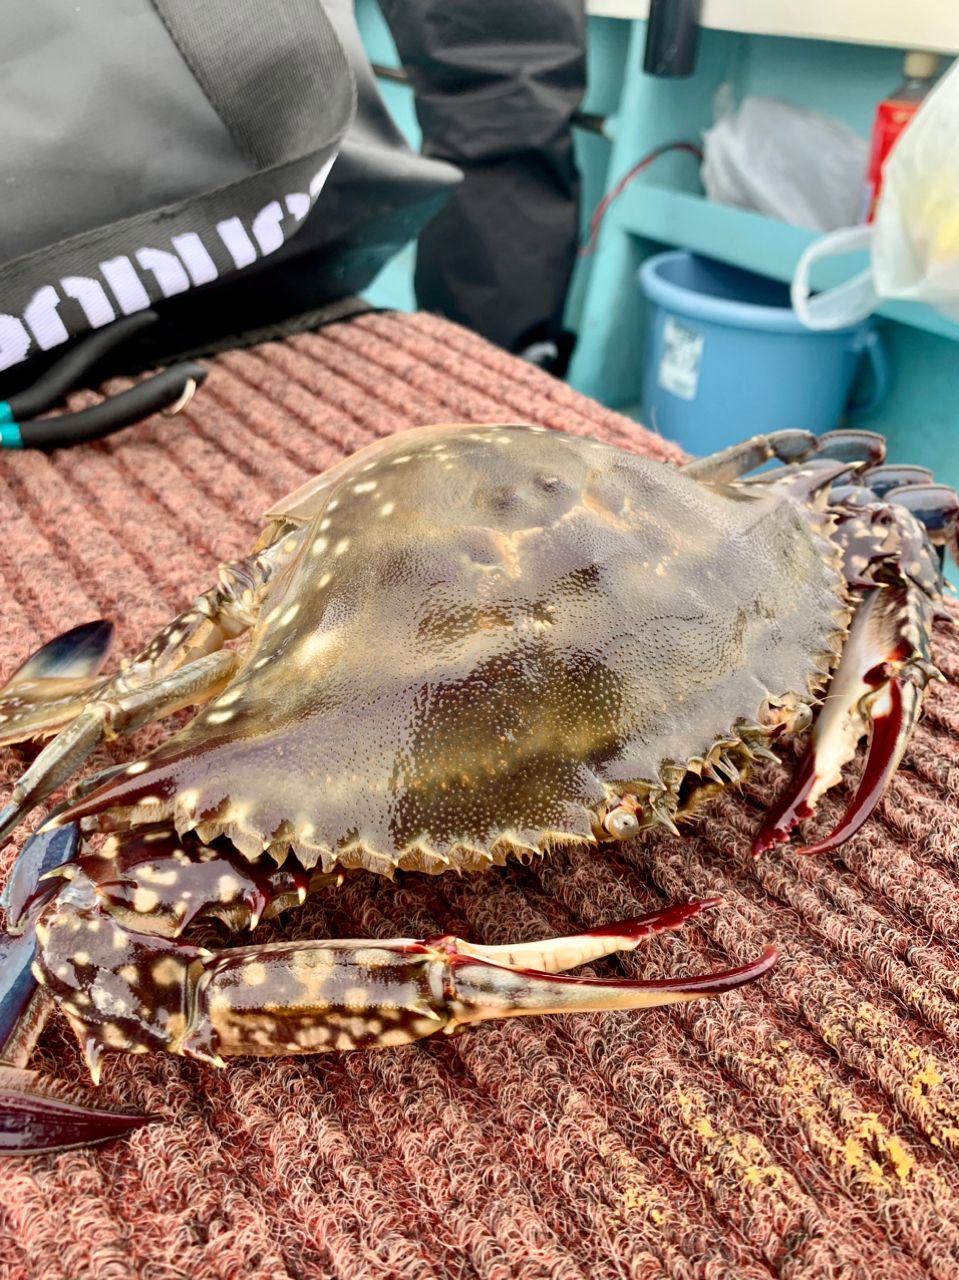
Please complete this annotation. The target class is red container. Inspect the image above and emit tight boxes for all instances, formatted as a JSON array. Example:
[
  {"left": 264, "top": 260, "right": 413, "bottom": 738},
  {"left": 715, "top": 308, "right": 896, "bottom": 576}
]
[{"left": 863, "top": 51, "right": 940, "bottom": 222}]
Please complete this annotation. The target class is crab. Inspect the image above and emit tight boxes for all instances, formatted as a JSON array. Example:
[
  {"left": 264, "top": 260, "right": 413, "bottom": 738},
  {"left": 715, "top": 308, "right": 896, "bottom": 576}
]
[{"left": 0, "top": 422, "right": 956, "bottom": 1155}]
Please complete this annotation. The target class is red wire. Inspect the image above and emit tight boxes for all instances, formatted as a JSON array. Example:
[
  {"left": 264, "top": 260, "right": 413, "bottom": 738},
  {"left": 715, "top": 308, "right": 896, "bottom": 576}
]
[{"left": 580, "top": 141, "right": 704, "bottom": 256}]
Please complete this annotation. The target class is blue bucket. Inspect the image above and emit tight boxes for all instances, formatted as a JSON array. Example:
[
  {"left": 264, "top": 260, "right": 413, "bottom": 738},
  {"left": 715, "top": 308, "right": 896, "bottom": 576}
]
[{"left": 638, "top": 251, "right": 887, "bottom": 453}]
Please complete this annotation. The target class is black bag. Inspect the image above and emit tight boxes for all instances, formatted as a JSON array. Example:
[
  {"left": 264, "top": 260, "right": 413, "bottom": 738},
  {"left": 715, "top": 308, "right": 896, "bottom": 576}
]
[{"left": 0, "top": 0, "right": 459, "bottom": 414}]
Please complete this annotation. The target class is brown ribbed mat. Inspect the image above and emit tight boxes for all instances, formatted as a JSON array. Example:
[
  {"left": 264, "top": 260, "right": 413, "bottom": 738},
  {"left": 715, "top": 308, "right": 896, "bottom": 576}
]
[{"left": 2, "top": 312, "right": 959, "bottom": 1280}]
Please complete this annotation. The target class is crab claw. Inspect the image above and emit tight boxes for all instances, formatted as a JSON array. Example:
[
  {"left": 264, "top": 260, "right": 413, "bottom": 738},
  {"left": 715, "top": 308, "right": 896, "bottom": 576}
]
[
  {"left": 442, "top": 937, "right": 778, "bottom": 1028},
  {"left": 753, "top": 586, "right": 934, "bottom": 858},
  {"left": 796, "top": 676, "right": 916, "bottom": 856},
  {"left": 0, "top": 1067, "right": 154, "bottom": 1155},
  {"left": 188, "top": 898, "right": 776, "bottom": 1060}
]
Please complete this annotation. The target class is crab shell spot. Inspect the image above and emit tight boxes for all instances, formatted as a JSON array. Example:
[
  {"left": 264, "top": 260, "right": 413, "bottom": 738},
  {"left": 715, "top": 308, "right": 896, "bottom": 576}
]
[
  {"left": 152, "top": 957, "right": 184, "bottom": 986},
  {"left": 379, "top": 1027, "right": 417, "bottom": 1047},
  {"left": 126, "top": 761, "right": 149, "bottom": 776},
  {"left": 311, "top": 536, "right": 329, "bottom": 557},
  {"left": 216, "top": 687, "right": 245, "bottom": 707},
  {"left": 333, "top": 538, "right": 350, "bottom": 557},
  {"left": 379, "top": 502, "right": 395, "bottom": 518},
  {"left": 136, "top": 865, "right": 181, "bottom": 885},
  {"left": 295, "top": 1024, "right": 333, "bottom": 1048},
  {"left": 342, "top": 1015, "right": 374, "bottom": 1039},
  {"left": 279, "top": 604, "right": 301, "bottom": 628},
  {"left": 293, "top": 965, "right": 337, "bottom": 1001},
  {"left": 205, "top": 710, "right": 236, "bottom": 725},
  {"left": 298, "top": 631, "right": 340, "bottom": 666},
  {"left": 243, "top": 962, "right": 269, "bottom": 987},
  {"left": 179, "top": 790, "right": 200, "bottom": 815},
  {"left": 133, "top": 887, "right": 161, "bottom": 914},
  {"left": 352, "top": 481, "right": 377, "bottom": 494},
  {"left": 216, "top": 874, "right": 243, "bottom": 902},
  {"left": 99, "top": 1022, "right": 134, "bottom": 1049}
]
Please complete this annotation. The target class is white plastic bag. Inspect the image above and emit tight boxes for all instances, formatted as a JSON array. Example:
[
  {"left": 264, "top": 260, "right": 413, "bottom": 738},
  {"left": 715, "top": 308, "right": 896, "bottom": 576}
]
[
  {"left": 792, "top": 58, "right": 959, "bottom": 330},
  {"left": 702, "top": 93, "right": 868, "bottom": 232}
]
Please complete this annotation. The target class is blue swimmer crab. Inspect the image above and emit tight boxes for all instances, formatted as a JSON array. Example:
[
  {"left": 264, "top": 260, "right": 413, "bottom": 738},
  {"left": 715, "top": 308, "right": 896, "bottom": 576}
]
[{"left": 0, "top": 423, "right": 955, "bottom": 1154}]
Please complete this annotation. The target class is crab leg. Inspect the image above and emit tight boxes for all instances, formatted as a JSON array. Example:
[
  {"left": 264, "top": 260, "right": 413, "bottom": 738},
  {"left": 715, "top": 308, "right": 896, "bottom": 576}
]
[
  {"left": 810, "top": 429, "right": 887, "bottom": 466},
  {"left": 79, "top": 824, "right": 342, "bottom": 938},
  {"left": 681, "top": 429, "right": 817, "bottom": 482},
  {"left": 23, "top": 889, "right": 772, "bottom": 1073},
  {"left": 0, "top": 922, "right": 47, "bottom": 1067},
  {"left": 0, "top": 895, "right": 776, "bottom": 1155},
  {"left": 0, "top": 650, "right": 239, "bottom": 845},
  {"left": 0, "top": 897, "right": 774, "bottom": 1154},
  {"left": 684, "top": 428, "right": 889, "bottom": 486},
  {"left": 884, "top": 483, "right": 959, "bottom": 555},
  {"left": 0, "top": 620, "right": 115, "bottom": 748},
  {"left": 449, "top": 899, "right": 724, "bottom": 973},
  {"left": 862, "top": 465, "right": 935, "bottom": 498},
  {"left": 753, "top": 585, "right": 937, "bottom": 857},
  {"left": 0, "top": 523, "right": 305, "bottom": 845},
  {"left": 0, "top": 823, "right": 80, "bottom": 932},
  {"left": 0, "top": 1068, "right": 155, "bottom": 1155}
]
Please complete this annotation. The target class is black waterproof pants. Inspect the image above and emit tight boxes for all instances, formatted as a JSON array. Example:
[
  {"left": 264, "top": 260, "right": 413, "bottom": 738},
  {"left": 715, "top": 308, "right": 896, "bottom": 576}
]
[{"left": 379, "top": 0, "right": 587, "bottom": 355}]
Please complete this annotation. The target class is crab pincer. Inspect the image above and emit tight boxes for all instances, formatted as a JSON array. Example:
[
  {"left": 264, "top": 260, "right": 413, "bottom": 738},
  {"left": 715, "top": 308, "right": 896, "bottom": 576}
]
[
  {"left": 753, "top": 473, "right": 957, "bottom": 857},
  {"left": 0, "top": 896, "right": 772, "bottom": 1152},
  {"left": 188, "top": 898, "right": 775, "bottom": 1059}
]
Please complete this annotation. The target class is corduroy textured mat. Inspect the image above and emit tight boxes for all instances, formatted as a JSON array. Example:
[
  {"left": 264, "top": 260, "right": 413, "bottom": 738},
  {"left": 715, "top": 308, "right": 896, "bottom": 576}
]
[{"left": 1, "top": 312, "right": 959, "bottom": 1280}]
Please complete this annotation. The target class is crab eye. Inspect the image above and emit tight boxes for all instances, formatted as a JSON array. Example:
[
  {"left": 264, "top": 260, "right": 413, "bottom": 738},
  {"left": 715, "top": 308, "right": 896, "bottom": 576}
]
[
  {"left": 791, "top": 704, "right": 814, "bottom": 733},
  {"left": 604, "top": 807, "right": 641, "bottom": 840}
]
